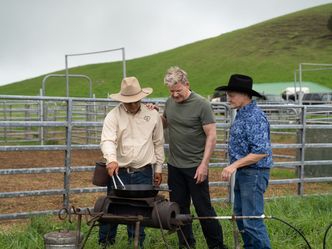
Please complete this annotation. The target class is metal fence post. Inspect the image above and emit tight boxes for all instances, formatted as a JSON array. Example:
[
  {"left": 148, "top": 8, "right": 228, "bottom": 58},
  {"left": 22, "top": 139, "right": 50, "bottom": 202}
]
[
  {"left": 63, "top": 98, "right": 73, "bottom": 209},
  {"left": 24, "top": 103, "right": 30, "bottom": 140},
  {"left": 3, "top": 101, "right": 7, "bottom": 143},
  {"left": 39, "top": 89, "right": 44, "bottom": 145},
  {"left": 228, "top": 109, "right": 237, "bottom": 204},
  {"left": 65, "top": 55, "right": 69, "bottom": 97},
  {"left": 298, "top": 105, "right": 307, "bottom": 196},
  {"left": 93, "top": 94, "right": 98, "bottom": 144},
  {"left": 122, "top": 47, "right": 126, "bottom": 78}
]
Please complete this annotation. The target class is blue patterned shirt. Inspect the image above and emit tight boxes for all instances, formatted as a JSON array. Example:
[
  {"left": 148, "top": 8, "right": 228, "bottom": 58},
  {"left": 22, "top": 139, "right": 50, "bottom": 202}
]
[{"left": 229, "top": 101, "right": 273, "bottom": 168}]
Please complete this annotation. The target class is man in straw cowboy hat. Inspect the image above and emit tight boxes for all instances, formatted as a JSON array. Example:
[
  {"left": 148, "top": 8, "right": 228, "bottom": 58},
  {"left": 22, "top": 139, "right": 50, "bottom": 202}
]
[
  {"left": 99, "top": 76, "right": 164, "bottom": 248},
  {"left": 217, "top": 74, "right": 272, "bottom": 249}
]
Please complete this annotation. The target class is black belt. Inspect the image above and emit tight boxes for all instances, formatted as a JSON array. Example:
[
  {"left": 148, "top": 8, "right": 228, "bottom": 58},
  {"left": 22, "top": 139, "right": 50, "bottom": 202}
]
[
  {"left": 237, "top": 167, "right": 270, "bottom": 171},
  {"left": 119, "top": 164, "right": 152, "bottom": 174}
]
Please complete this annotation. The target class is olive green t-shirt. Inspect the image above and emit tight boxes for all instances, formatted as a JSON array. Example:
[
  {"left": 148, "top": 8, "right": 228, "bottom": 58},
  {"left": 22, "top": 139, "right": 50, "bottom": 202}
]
[{"left": 163, "top": 92, "right": 216, "bottom": 168}]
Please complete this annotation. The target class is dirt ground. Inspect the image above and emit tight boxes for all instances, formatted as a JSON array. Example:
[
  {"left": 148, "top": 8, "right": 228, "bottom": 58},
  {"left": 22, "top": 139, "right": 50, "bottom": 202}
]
[{"left": 0, "top": 150, "right": 331, "bottom": 230}]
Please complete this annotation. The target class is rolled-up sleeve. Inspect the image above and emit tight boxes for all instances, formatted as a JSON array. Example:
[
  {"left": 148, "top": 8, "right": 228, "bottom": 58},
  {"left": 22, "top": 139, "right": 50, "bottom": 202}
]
[
  {"left": 153, "top": 114, "right": 165, "bottom": 173},
  {"left": 246, "top": 115, "right": 270, "bottom": 155},
  {"left": 100, "top": 111, "right": 117, "bottom": 164}
]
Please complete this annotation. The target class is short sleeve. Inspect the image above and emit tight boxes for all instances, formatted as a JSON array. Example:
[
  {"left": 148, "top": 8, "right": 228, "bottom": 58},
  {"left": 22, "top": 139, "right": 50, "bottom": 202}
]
[{"left": 200, "top": 100, "right": 216, "bottom": 125}]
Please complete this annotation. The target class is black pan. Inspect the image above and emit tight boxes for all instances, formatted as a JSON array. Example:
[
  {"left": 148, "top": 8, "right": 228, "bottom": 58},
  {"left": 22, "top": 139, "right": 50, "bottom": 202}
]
[{"left": 112, "top": 184, "right": 168, "bottom": 198}]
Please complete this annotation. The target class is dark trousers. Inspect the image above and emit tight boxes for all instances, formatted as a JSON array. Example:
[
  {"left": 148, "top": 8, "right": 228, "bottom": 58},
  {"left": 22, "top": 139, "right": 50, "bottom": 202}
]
[{"left": 167, "top": 164, "right": 225, "bottom": 249}]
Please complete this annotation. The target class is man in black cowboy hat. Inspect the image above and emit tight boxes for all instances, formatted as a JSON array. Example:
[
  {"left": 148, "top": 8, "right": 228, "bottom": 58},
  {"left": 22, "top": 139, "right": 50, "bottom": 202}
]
[{"left": 217, "top": 74, "right": 272, "bottom": 249}]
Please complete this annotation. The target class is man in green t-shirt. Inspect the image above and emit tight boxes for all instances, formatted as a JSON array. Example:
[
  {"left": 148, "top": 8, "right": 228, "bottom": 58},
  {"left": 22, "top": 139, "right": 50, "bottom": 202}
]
[{"left": 161, "top": 66, "right": 226, "bottom": 249}]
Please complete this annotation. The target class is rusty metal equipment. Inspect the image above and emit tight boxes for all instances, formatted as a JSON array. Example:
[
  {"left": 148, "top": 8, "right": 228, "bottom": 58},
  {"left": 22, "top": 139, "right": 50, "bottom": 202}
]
[
  {"left": 58, "top": 194, "right": 192, "bottom": 249},
  {"left": 57, "top": 198, "right": 315, "bottom": 249},
  {"left": 93, "top": 194, "right": 182, "bottom": 230},
  {"left": 92, "top": 194, "right": 186, "bottom": 249}
]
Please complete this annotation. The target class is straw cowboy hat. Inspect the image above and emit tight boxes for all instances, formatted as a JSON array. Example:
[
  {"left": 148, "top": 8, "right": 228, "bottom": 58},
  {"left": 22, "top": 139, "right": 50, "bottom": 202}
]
[
  {"left": 215, "top": 74, "right": 263, "bottom": 98},
  {"left": 109, "top": 77, "right": 153, "bottom": 103}
]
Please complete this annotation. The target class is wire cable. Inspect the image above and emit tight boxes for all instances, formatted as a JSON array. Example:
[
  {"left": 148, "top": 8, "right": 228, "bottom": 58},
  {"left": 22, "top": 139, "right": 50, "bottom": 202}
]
[
  {"left": 153, "top": 202, "right": 172, "bottom": 249},
  {"left": 194, "top": 214, "right": 313, "bottom": 248},
  {"left": 178, "top": 225, "right": 192, "bottom": 249},
  {"left": 323, "top": 223, "right": 332, "bottom": 249},
  {"left": 271, "top": 216, "right": 312, "bottom": 249}
]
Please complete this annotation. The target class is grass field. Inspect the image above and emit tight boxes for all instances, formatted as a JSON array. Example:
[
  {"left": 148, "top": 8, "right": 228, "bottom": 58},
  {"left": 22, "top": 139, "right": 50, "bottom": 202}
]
[
  {"left": 0, "top": 195, "right": 331, "bottom": 249},
  {"left": 0, "top": 4, "right": 331, "bottom": 98}
]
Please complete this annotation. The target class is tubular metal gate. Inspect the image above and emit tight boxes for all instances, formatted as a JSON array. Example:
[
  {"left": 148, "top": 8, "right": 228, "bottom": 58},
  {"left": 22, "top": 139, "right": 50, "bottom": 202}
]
[{"left": 0, "top": 95, "right": 331, "bottom": 220}]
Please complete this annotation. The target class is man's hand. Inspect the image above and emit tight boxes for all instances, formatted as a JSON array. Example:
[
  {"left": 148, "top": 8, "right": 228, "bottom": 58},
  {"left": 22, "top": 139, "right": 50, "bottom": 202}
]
[
  {"left": 221, "top": 165, "right": 236, "bottom": 181},
  {"left": 154, "top": 173, "right": 162, "bottom": 186},
  {"left": 145, "top": 103, "right": 159, "bottom": 112},
  {"left": 221, "top": 153, "right": 267, "bottom": 181},
  {"left": 106, "top": 161, "right": 119, "bottom": 176},
  {"left": 194, "top": 163, "right": 209, "bottom": 184}
]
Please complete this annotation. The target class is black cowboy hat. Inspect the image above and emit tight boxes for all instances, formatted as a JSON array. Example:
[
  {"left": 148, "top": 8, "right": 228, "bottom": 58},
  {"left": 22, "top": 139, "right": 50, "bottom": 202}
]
[{"left": 215, "top": 74, "right": 263, "bottom": 98}]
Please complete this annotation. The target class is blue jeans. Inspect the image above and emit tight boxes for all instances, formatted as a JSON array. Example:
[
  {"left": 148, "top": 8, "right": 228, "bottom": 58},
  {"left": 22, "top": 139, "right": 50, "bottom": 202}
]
[
  {"left": 234, "top": 168, "right": 271, "bottom": 249},
  {"left": 99, "top": 165, "right": 153, "bottom": 248}
]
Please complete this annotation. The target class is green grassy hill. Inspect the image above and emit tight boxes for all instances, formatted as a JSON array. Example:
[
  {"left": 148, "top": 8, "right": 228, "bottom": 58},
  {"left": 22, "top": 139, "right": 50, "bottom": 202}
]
[{"left": 1, "top": 3, "right": 332, "bottom": 98}]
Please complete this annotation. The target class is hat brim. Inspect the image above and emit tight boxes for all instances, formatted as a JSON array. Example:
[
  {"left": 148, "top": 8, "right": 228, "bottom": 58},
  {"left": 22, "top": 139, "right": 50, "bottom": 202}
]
[
  {"left": 215, "top": 86, "right": 262, "bottom": 98},
  {"left": 109, "top": 87, "right": 153, "bottom": 103}
]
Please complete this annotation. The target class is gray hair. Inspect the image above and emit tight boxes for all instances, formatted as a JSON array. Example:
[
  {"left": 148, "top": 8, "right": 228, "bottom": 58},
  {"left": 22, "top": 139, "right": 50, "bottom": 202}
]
[{"left": 163, "top": 66, "right": 189, "bottom": 86}]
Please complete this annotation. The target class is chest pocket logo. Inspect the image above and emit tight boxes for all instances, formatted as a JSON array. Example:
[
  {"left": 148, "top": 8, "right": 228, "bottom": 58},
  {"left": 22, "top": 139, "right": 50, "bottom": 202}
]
[{"left": 144, "top": 116, "right": 151, "bottom": 122}]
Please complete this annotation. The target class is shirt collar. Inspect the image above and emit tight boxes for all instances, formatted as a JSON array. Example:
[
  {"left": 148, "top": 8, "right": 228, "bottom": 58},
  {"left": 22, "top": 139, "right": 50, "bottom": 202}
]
[
  {"left": 121, "top": 103, "right": 142, "bottom": 114},
  {"left": 237, "top": 100, "right": 256, "bottom": 116}
]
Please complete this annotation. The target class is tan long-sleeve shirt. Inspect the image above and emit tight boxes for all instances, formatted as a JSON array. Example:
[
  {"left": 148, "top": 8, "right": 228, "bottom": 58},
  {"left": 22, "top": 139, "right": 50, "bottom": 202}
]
[{"left": 100, "top": 103, "right": 165, "bottom": 173}]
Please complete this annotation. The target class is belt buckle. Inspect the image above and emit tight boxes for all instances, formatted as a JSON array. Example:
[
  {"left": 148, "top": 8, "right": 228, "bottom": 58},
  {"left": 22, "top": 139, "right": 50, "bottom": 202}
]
[{"left": 126, "top": 167, "right": 135, "bottom": 174}]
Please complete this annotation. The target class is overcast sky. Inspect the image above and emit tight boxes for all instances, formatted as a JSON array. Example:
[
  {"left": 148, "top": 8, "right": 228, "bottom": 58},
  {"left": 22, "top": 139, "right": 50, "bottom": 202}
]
[{"left": 0, "top": 0, "right": 331, "bottom": 86}]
